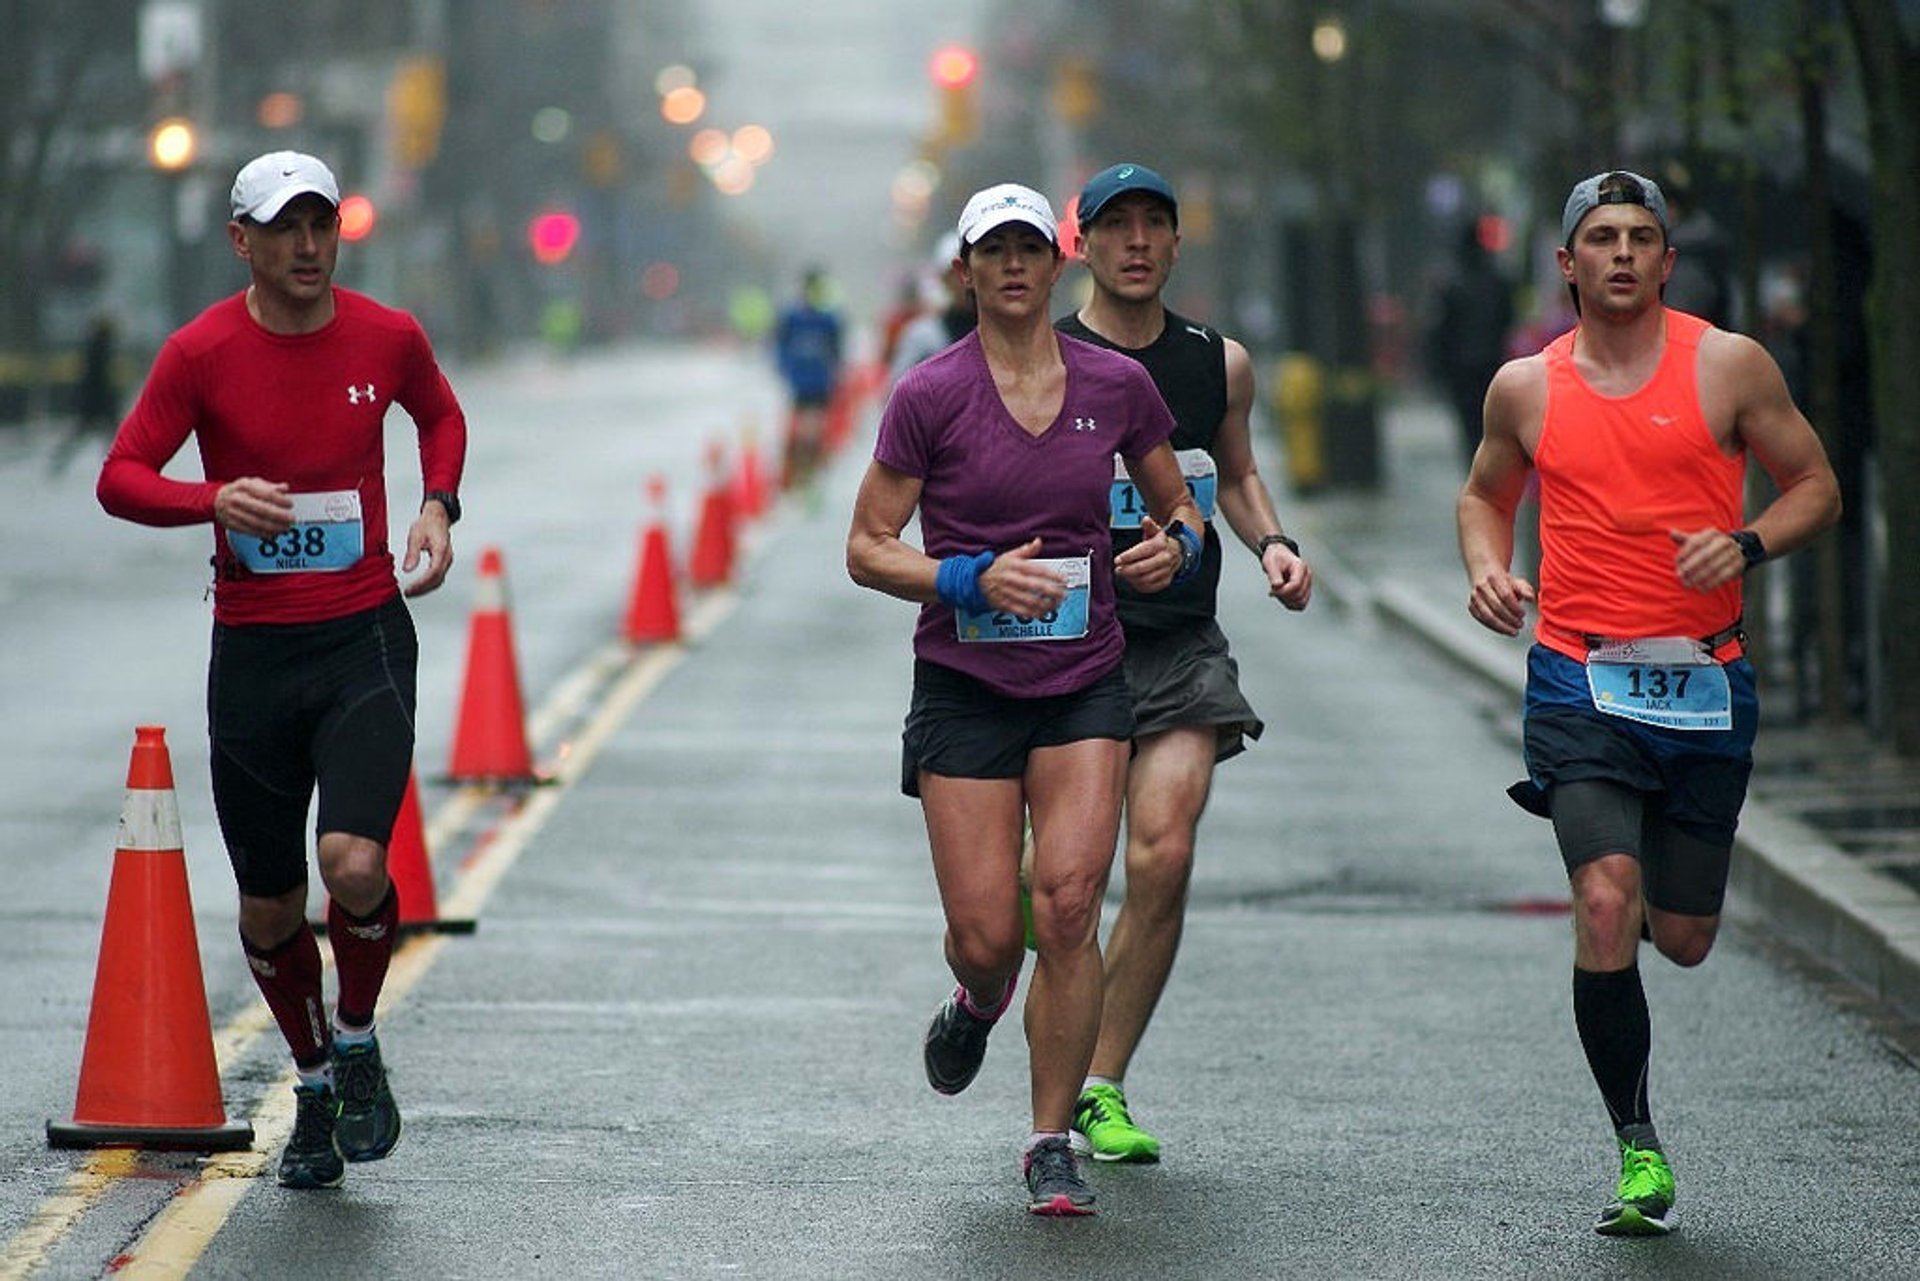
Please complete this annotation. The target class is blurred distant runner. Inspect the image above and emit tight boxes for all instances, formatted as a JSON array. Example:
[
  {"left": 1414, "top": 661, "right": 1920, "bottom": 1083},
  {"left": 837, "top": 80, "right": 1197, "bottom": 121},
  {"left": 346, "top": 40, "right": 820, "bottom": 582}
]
[
  {"left": 1457, "top": 169, "right": 1839, "bottom": 1237},
  {"left": 772, "top": 266, "right": 844, "bottom": 490},
  {"left": 1053, "top": 163, "right": 1312, "bottom": 1165},
  {"left": 97, "top": 150, "right": 468, "bottom": 1190},
  {"left": 888, "top": 232, "right": 977, "bottom": 383},
  {"left": 847, "top": 181, "right": 1201, "bottom": 1216}
]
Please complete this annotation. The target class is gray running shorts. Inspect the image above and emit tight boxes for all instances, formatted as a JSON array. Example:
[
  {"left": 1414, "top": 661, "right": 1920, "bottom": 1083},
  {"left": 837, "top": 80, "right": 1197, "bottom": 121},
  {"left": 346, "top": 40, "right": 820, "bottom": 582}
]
[{"left": 1122, "top": 619, "right": 1263, "bottom": 762}]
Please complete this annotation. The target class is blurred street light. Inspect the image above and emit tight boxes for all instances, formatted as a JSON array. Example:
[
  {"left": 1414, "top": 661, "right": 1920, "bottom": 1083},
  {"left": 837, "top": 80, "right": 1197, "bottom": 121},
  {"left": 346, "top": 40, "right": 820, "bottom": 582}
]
[
  {"left": 148, "top": 117, "right": 197, "bottom": 171},
  {"left": 1312, "top": 17, "right": 1349, "bottom": 64}
]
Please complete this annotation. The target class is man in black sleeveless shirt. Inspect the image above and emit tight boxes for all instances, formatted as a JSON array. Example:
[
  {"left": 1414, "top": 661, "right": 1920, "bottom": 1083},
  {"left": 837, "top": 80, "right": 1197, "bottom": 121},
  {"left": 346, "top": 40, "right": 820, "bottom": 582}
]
[{"left": 1052, "top": 163, "right": 1312, "bottom": 1162}]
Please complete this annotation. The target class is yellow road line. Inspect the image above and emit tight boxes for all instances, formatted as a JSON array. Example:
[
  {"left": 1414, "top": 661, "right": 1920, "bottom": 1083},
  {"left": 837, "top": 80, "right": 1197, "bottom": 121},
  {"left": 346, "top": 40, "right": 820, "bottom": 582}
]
[
  {"left": 0, "top": 587, "right": 738, "bottom": 1280},
  {"left": 109, "top": 588, "right": 736, "bottom": 1279}
]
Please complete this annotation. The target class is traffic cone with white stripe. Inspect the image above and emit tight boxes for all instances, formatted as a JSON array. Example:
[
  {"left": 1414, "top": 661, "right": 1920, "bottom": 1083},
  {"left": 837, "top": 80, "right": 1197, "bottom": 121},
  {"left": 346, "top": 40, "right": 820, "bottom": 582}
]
[
  {"left": 622, "top": 474, "right": 681, "bottom": 644},
  {"left": 446, "top": 547, "right": 539, "bottom": 785},
  {"left": 688, "top": 441, "right": 736, "bottom": 589},
  {"left": 48, "top": 726, "right": 253, "bottom": 1151}
]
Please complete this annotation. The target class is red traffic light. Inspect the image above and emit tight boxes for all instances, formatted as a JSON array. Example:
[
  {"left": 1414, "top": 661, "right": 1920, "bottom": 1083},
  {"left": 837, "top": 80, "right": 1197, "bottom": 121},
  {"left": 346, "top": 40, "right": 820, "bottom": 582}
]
[
  {"left": 929, "top": 45, "right": 979, "bottom": 90},
  {"left": 528, "top": 210, "right": 581, "bottom": 265},
  {"left": 338, "top": 194, "right": 377, "bottom": 242}
]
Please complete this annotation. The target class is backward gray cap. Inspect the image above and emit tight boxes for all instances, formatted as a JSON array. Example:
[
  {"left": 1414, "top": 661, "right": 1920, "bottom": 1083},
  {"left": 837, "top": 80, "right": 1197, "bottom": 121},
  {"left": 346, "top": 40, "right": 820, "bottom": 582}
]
[{"left": 1561, "top": 170, "right": 1669, "bottom": 244}]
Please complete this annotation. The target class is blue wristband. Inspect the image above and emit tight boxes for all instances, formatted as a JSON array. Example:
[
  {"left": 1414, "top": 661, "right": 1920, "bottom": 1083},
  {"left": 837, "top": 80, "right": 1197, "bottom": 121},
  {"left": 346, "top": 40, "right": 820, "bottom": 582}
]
[
  {"left": 1167, "top": 521, "right": 1203, "bottom": 587},
  {"left": 935, "top": 550, "right": 994, "bottom": 613}
]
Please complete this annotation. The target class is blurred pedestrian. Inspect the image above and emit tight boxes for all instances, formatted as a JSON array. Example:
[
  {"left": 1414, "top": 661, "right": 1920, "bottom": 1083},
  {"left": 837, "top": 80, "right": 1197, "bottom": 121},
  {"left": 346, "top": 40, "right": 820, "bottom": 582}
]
[
  {"left": 1457, "top": 169, "right": 1840, "bottom": 1237},
  {"left": 772, "top": 266, "right": 843, "bottom": 490},
  {"left": 1427, "top": 221, "right": 1514, "bottom": 468},
  {"left": 846, "top": 181, "right": 1202, "bottom": 1217},
  {"left": 49, "top": 315, "right": 121, "bottom": 476},
  {"left": 887, "top": 231, "right": 976, "bottom": 383},
  {"left": 1658, "top": 176, "right": 1734, "bottom": 331},
  {"left": 1050, "top": 162, "right": 1311, "bottom": 1165},
  {"left": 96, "top": 150, "right": 469, "bottom": 1191}
]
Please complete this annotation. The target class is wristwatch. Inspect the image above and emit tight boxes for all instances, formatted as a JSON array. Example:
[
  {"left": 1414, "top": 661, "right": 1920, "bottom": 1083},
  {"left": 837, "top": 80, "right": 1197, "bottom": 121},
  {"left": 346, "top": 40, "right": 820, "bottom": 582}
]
[
  {"left": 423, "top": 491, "right": 462, "bottom": 525},
  {"left": 1257, "top": 532, "right": 1300, "bottom": 559},
  {"left": 1729, "top": 528, "right": 1765, "bottom": 571}
]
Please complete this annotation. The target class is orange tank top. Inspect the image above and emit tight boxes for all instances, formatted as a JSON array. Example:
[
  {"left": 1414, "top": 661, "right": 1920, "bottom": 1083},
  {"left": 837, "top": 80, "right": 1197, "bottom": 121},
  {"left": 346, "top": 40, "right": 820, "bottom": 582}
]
[{"left": 1534, "top": 310, "right": 1745, "bottom": 662}]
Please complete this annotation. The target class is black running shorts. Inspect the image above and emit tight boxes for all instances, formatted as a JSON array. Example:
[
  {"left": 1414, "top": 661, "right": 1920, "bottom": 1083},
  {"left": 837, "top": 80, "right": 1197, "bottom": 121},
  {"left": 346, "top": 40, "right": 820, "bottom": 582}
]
[
  {"left": 207, "top": 596, "right": 418, "bottom": 897},
  {"left": 900, "top": 658, "right": 1133, "bottom": 798}
]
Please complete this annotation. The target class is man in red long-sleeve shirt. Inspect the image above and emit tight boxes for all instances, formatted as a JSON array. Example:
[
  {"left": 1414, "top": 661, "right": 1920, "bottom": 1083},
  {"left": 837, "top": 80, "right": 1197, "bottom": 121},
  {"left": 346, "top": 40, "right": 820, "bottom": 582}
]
[{"left": 98, "top": 150, "right": 468, "bottom": 1189}]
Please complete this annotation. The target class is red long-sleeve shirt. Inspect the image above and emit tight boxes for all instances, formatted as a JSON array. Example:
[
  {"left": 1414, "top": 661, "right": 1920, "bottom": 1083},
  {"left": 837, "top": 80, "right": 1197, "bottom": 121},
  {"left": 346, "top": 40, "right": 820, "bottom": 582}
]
[{"left": 99, "top": 289, "right": 467, "bottom": 625}]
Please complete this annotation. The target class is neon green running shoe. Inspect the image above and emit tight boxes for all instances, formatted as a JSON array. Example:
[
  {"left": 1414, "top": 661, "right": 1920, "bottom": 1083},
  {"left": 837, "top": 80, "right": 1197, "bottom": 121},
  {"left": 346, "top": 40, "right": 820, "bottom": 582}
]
[
  {"left": 1071, "top": 1084, "right": 1161, "bottom": 1164},
  {"left": 1595, "top": 1140, "right": 1676, "bottom": 1236}
]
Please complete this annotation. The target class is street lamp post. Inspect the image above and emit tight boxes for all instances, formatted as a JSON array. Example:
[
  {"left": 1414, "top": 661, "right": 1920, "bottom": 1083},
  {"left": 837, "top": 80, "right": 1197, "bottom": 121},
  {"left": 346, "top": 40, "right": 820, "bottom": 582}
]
[{"left": 148, "top": 117, "right": 197, "bottom": 327}]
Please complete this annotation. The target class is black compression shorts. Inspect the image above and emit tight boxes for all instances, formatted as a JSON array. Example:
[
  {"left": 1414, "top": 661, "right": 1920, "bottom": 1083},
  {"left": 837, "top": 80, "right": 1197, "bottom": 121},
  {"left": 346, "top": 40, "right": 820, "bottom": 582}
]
[{"left": 207, "top": 595, "right": 418, "bottom": 897}]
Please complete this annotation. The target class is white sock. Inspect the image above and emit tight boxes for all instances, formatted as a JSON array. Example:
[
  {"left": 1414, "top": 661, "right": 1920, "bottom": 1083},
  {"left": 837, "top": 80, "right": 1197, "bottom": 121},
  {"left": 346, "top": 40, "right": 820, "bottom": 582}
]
[{"left": 332, "top": 1020, "right": 375, "bottom": 1047}]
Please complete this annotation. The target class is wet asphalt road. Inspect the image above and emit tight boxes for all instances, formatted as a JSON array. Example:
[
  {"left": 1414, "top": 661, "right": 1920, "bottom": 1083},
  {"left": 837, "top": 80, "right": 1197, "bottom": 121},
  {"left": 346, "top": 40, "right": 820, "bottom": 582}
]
[{"left": 2, "top": 343, "right": 1916, "bottom": 1279}]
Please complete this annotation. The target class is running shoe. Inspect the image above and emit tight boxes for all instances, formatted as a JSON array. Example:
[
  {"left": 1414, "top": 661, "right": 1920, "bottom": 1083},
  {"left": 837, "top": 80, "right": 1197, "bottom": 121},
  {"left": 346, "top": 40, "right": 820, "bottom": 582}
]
[
  {"left": 923, "top": 992, "right": 996, "bottom": 1095},
  {"left": 1071, "top": 1083, "right": 1161, "bottom": 1163},
  {"left": 332, "top": 1035, "right": 403, "bottom": 1162},
  {"left": 278, "top": 1082, "right": 344, "bottom": 1189},
  {"left": 1595, "top": 1139, "right": 1676, "bottom": 1236},
  {"left": 1023, "top": 1136, "right": 1096, "bottom": 1216}
]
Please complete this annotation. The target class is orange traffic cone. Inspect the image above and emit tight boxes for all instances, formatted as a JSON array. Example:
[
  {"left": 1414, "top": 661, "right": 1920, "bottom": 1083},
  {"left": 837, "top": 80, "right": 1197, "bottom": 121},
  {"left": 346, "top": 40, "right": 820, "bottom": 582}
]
[
  {"left": 623, "top": 474, "right": 682, "bottom": 643},
  {"left": 688, "top": 441, "right": 737, "bottom": 589},
  {"left": 446, "top": 547, "right": 539, "bottom": 785},
  {"left": 731, "top": 426, "right": 770, "bottom": 522},
  {"left": 48, "top": 727, "right": 254, "bottom": 1151}
]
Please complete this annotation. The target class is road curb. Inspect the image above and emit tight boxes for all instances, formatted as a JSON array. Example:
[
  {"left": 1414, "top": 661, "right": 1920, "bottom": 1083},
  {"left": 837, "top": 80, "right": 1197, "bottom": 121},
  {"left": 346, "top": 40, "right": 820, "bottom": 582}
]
[{"left": 1365, "top": 576, "right": 1920, "bottom": 1028}]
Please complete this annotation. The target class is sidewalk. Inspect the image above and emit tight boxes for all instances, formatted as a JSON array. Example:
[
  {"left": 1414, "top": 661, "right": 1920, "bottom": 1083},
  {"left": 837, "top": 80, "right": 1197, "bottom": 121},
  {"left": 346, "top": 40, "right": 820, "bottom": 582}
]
[{"left": 1282, "top": 393, "right": 1920, "bottom": 1041}]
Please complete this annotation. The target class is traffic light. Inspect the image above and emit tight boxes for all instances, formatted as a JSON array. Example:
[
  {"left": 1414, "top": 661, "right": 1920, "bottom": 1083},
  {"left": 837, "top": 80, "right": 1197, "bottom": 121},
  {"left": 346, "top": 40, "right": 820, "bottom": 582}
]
[
  {"left": 338, "top": 194, "right": 377, "bottom": 242},
  {"left": 527, "top": 211, "right": 581, "bottom": 265},
  {"left": 929, "top": 44, "right": 978, "bottom": 147}
]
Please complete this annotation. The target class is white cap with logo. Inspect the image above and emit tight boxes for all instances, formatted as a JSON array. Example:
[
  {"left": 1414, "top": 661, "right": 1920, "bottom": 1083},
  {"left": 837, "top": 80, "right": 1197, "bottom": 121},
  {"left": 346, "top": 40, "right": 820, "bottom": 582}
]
[
  {"left": 957, "top": 183, "right": 1058, "bottom": 249},
  {"left": 230, "top": 151, "right": 340, "bottom": 222}
]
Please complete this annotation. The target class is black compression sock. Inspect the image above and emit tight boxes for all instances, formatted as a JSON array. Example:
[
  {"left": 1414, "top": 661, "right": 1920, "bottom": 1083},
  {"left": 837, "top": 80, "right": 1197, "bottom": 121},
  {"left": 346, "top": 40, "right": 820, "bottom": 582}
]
[{"left": 1572, "top": 965, "right": 1654, "bottom": 1134}]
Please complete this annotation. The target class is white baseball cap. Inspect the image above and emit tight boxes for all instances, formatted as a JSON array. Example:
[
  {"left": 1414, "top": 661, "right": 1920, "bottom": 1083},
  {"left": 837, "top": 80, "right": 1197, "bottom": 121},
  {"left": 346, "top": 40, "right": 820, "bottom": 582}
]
[
  {"left": 957, "top": 183, "right": 1058, "bottom": 249},
  {"left": 230, "top": 151, "right": 340, "bottom": 222}
]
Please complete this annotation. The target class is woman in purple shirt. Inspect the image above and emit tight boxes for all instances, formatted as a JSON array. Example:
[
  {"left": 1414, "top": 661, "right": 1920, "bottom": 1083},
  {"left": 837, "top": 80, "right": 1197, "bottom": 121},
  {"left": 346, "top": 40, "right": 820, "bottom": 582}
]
[{"left": 847, "top": 182, "right": 1201, "bottom": 1217}]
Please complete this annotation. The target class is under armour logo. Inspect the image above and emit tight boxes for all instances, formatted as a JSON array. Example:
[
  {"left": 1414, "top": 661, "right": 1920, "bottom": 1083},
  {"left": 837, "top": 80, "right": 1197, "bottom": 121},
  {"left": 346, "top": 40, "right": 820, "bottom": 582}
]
[
  {"left": 1073, "top": 417, "right": 1098, "bottom": 432},
  {"left": 347, "top": 383, "right": 376, "bottom": 404}
]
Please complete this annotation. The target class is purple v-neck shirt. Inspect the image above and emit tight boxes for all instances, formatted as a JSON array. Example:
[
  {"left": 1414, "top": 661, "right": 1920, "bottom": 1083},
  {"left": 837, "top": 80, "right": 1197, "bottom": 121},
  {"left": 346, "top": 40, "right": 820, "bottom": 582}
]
[{"left": 875, "top": 330, "right": 1176, "bottom": 697}]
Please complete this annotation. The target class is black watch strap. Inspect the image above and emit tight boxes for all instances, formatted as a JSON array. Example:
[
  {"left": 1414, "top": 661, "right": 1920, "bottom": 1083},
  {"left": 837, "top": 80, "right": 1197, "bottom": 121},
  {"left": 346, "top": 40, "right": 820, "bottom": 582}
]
[
  {"left": 423, "top": 490, "right": 461, "bottom": 525},
  {"left": 1258, "top": 532, "right": 1300, "bottom": 558},
  {"left": 1730, "top": 528, "right": 1765, "bottom": 570}
]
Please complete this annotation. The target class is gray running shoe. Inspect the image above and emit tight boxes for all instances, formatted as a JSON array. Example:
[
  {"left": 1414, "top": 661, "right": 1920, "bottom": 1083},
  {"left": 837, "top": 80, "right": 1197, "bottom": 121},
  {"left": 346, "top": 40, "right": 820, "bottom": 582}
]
[
  {"left": 332, "top": 1036, "right": 402, "bottom": 1162},
  {"left": 1023, "top": 1136, "right": 1095, "bottom": 1216},
  {"left": 923, "top": 992, "right": 995, "bottom": 1095},
  {"left": 278, "top": 1083, "right": 344, "bottom": 1189}
]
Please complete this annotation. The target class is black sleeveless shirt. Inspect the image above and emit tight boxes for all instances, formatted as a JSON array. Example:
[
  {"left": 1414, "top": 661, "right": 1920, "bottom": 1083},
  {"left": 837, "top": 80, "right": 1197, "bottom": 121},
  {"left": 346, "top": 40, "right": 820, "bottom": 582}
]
[{"left": 1055, "top": 308, "right": 1228, "bottom": 631}]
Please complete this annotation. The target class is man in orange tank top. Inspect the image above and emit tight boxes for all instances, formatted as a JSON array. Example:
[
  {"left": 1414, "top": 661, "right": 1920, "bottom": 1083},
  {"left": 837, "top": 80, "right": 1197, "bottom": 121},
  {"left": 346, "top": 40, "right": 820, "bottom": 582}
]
[{"left": 1456, "top": 170, "right": 1840, "bottom": 1237}]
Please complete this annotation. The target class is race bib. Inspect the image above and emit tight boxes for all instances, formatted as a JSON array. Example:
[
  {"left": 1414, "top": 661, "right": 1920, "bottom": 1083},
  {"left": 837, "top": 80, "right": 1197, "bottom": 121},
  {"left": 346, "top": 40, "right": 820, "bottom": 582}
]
[
  {"left": 1110, "top": 448, "right": 1217, "bottom": 529},
  {"left": 956, "top": 555, "right": 1091, "bottom": 643},
  {"left": 1585, "top": 636, "right": 1732, "bottom": 731},
  {"left": 226, "top": 489, "right": 364, "bottom": 574}
]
